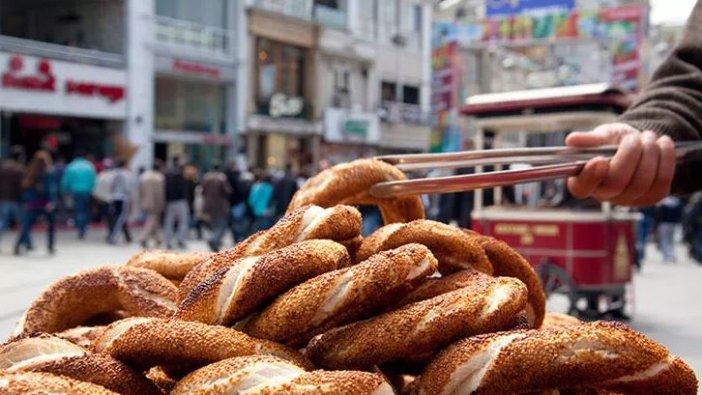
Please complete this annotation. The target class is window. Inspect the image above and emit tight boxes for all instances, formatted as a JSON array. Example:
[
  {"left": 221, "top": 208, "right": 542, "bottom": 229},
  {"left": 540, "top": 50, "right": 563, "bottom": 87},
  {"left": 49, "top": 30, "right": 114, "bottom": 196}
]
[
  {"left": 255, "top": 38, "right": 307, "bottom": 117},
  {"left": 315, "top": 0, "right": 340, "bottom": 8},
  {"left": 156, "top": 0, "right": 227, "bottom": 28},
  {"left": 381, "top": 81, "right": 397, "bottom": 102},
  {"left": 402, "top": 85, "right": 420, "bottom": 105},
  {"left": 155, "top": 78, "right": 227, "bottom": 133},
  {"left": 359, "top": 0, "right": 377, "bottom": 40}
]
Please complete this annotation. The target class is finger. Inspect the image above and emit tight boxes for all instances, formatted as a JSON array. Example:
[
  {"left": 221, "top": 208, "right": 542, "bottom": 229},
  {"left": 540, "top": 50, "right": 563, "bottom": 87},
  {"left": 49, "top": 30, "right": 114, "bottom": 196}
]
[
  {"left": 565, "top": 124, "right": 627, "bottom": 147},
  {"left": 630, "top": 136, "right": 676, "bottom": 206},
  {"left": 591, "top": 133, "right": 644, "bottom": 201},
  {"left": 609, "top": 131, "right": 659, "bottom": 205},
  {"left": 567, "top": 157, "right": 610, "bottom": 199}
]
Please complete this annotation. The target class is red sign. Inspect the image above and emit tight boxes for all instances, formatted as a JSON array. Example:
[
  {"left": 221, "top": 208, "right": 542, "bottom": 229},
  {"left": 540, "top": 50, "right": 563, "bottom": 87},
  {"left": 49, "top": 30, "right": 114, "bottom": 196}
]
[
  {"left": 173, "top": 59, "right": 221, "bottom": 78},
  {"left": 1, "top": 55, "right": 56, "bottom": 92},
  {"left": 65, "top": 80, "right": 125, "bottom": 103}
]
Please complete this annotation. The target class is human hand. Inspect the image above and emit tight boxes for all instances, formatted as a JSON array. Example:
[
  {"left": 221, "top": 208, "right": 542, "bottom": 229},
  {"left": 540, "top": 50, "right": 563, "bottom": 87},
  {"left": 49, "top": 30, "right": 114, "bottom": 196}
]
[{"left": 565, "top": 123, "right": 676, "bottom": 206}]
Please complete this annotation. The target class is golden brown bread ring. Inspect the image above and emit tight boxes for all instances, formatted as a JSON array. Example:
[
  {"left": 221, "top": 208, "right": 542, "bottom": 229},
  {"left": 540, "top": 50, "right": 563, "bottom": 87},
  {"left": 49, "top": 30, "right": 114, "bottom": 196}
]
[
  {"left": 175, "top": 240, "right": 351, "bottom": 326},
  {"left": 541, "top": 312, "right": 582, "bottom": 330},
  {"left": 179, "top": 204, "right": 362, "bottom": 300},
  {"left": 357, "top": 220, "right": 493, "bottom": 275},
  {"left": 92, "top": 317, "right": 311, "bottom": 374},
  {"left": 14, "top": 266, "right": 178, "bottom": 336},
  {"left": 0, "top": 335, "right": 159, "bottom": 395},
  {"left": 0, "top": 371, "right": 118, "bottom": 395},
  {"left": 394, "top": 269, "right": 488, "bottom": 308},
  {"left": 171, "top": 355, "right": 393, "bottom": 395},
  {"left": 305, "top": 275, "right": 528, "bottom": 370},
  {"left": 473, "top": 235, "right": 546, "bottom": 328},
  {"left": 287, "top": 158, "right": 425, "bottom": 225},
  {"left": 146, "top": 367, "right": 178, "bottom": 394},
  {"left": 54, "top": 326, "right": 106, "bottom": 349},
  {"left": 244, "top": 244, "right": 438, "bottom": 346},
  {"left": 126, "top": 249, "right": 213, "bottom": 281},
  {"left": 416, "top": 321, "right": 698, "bottom": 395}
]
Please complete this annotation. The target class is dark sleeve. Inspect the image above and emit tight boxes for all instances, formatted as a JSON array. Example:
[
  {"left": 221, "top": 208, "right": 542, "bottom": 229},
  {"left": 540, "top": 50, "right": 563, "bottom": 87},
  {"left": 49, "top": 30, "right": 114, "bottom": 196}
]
[{"left": 618, "top": 0, "right": 702, "bottom": 194}]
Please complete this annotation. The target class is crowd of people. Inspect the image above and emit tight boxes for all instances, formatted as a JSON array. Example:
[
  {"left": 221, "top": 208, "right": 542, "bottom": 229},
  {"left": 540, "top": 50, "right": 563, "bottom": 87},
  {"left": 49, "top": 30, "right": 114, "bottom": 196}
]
[{"left": 0, "top": 146, "right": 305, "bottom": 254}]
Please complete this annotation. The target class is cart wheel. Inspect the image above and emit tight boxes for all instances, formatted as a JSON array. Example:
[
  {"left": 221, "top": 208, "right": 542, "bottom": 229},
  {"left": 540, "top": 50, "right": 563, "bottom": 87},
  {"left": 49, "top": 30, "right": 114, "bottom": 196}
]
[{"left": 535, "top": 262, "right": 576, "bottom": 315}]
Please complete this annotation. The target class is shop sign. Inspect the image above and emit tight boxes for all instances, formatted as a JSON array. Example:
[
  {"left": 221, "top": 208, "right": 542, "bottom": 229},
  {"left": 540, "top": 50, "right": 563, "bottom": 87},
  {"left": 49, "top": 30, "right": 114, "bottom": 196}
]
[
  {"left": 65, "top": 80, "right": 125, "bottom": 103},
  {"left": 173, "top": 59, "right": 221, "bottom": 78},
  {"left": 270, "top": 93, "right": 304, "bottom": 118},
  {"left": 0, "top": 53, "right": 127, "bottom": 119},
  {"left": 324, "top": 108, "right": 379, "bottom": 144},
  {"left": 486, "top": 0, "right": 574, "bottom": 16},
  {"left": 1, "top": 56, "right": 56, "bottom": 92}
]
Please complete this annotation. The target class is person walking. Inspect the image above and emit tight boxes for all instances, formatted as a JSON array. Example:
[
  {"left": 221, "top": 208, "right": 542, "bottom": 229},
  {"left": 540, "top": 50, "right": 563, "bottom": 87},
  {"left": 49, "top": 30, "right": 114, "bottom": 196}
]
[
  {"left": 107, "top": 159, "right": 134, "bottom": 244},
  {"left": 0, "top": 146, "right": 26, "bottom": 246},
  {"left": 201, "top": 163, "right": 232, "bottom": 251},
  {"left": 93, "top": 159, "right": 116, "bottom": 232},
  {"left": 656, "top": 196, "right": 684, "bottom": 263},
  {"left": 248, "top": 170, "right": 274, "bottom": 232},
  {"left": 14, "top": 150, "right": 58, "bottom": 255},
  {"left": 164, "top": 157, "right": 190, "bottom": 250},
  {"left": 138, "top": 161, "right": 165, "bottom": 248},
  {"left": 61, "top": 151, "right": 96, "bottom": 239},
  {"left": 272, "top": 164, "right": 299, "bottom": 221},
  {"left": 226, "top": 164, "right": 253, "bottom": 243}
]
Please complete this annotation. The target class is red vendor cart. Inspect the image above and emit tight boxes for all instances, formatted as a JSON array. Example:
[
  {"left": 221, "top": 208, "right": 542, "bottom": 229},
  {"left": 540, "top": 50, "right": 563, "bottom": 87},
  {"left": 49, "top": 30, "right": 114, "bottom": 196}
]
[{"left": 462, "top": 83, "right": 639, "bottom": 319}]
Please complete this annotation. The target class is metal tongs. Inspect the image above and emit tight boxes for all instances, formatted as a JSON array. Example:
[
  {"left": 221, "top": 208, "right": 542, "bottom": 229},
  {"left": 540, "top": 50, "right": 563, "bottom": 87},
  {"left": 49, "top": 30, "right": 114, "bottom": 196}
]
[{"left": 370, "top": 142, "right": 702, "bottom": 198}]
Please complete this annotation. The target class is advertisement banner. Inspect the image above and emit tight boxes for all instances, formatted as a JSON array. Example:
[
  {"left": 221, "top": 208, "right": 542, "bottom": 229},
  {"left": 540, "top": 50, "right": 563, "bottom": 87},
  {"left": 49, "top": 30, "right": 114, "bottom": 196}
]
[
  {"left": 430, "top": 41, "right": 461, "bottom": 152},
  {"left": 486, "top": 0, "right": 574, "bottom": 16}
]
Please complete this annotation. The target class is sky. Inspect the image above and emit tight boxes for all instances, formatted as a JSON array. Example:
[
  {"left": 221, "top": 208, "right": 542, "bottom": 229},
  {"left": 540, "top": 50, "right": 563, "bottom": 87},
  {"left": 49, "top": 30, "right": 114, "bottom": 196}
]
[{"left": 650, "top": 0, "right": 697, "bottom": 24}]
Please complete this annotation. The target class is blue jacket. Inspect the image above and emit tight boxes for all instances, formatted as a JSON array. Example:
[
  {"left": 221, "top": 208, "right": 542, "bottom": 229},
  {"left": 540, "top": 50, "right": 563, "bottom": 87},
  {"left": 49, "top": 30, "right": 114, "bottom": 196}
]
[
  {"left": 248, "top": 181, "right": 273, "bottom": 217},
  {"left": 61, "top": 158, "right": 96, "bottom": 194}
]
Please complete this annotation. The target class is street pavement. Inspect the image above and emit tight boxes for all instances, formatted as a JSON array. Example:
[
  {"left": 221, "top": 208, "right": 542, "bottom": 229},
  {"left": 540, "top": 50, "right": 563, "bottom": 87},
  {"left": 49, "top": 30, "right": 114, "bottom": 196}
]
[{"left": 0, "top": 229, "right": 701, "bottom": 381}]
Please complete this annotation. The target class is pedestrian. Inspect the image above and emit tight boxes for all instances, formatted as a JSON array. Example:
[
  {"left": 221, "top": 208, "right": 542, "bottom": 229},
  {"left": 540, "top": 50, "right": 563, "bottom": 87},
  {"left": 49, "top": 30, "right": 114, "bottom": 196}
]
[
  {"left": 164, "top": 157, "right": 190, "bottom": 250},
  {"left": 656, "top": 196, "right": 684, "bottom": 263},
  {"left": 138, "top": 161, "right": 165, "bottom": 249},
  {"left": 272, "top": 164, "right": 299, "bottom": 220},
  {"left": 14, "top": 150, "right": 58, "bottom": 255},
  {"left": 226, "top": 164, "right": 253, "bottom": 242},
  {"left": 635, "top": 206, "right": 657, "bottom": 265},
  {"left": 0, "top": 146, "right": 26, "bottom": 246},
  {"left": 60, "top": 151, "right": 96, "bottom": 239},
  {"left": 201, "top": 163, "right": 232, "bottom": 251},
  {"left": 107, "top": 159, "right": 135, "bottom": 244},
  {"left": 685, "top": 193, "right": 702, "bottom": 264},
  {"left": 184, "top": 164, "right": 203, "bottom": 240},
  {"left": 248, "top": 170, "right": 274, "bottom": 232},
  {"left": 566, "top": 0, "right": 702, "bottom": 205},
  {"left": 93, "top": 158, "right": 116, "bottom": 231}
]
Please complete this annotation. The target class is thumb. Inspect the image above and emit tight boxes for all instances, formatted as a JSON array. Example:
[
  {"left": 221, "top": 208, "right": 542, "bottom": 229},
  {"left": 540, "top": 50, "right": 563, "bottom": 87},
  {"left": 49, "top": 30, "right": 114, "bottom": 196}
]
[{"left": 565, "top": 124, "right": 627, "bottom": 147}]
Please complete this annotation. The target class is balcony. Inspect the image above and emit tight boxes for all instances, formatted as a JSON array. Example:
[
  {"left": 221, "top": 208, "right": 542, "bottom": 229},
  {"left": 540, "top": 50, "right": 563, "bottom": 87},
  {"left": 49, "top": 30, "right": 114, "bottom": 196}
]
[
  {"left": 0, "top": 35, "right": 124, "bottom": 68},
  {"left": 152, "top": 15, "right": 235, "bottom": 62},
  {"left": 379, "top": 101, "right": 430, "bottom": 125},
  {"left": 314, "top": 5, "right": 346, "bottom": 30},
  {"left": 250, "top": 0, "right": 313, "bottom": 21}
]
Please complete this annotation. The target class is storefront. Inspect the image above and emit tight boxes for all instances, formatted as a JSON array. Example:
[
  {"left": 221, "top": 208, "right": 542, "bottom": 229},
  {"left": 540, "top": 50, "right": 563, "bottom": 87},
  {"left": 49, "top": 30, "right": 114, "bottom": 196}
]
[
  {"left": 153, "top": 56, "right": 237, "bottom": 170},
  {"left": 322, "top": 107, "right": 380, "bottom": 164},
  {"left": 0, "top": 52, "right": 127, "bottom": 159},
  {"left": 247, "top": 8, "right": 321, "bottom": 172}
]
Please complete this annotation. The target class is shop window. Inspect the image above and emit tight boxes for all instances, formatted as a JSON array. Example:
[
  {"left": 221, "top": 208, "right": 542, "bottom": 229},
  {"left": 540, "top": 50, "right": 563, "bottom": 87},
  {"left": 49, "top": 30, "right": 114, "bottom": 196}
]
[
  {"left": 314, "top": 0, "right": 340, "bottom": 9},
  {"left": 155, "top": 77, "right": 227, "bottom": 133},
  {"left": 255, "top": 38, "right": 308, "bottom": 119},
  {"left": 402, "top": 85, "right": 420, "bottom": 105},
  {"left": 381, "top": 81, "right": 397, "bottom": 102}
]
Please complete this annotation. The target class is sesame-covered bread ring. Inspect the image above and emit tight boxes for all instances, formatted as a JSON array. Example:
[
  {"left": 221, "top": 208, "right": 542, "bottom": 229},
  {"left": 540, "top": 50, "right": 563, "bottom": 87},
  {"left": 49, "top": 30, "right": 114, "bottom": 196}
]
[
  {"left": 287, "top": 158, "right": 425, "bottom": 225},
  {"left": 473, "top": 235, "right": 546, "bottom": 328},
  {"left": 394, "top": 269, "right": 489, "bottom": 308},
  {"left": 0, "top": 371, "right": 118, "bottom": 395},
  {"left": 305, "top": 275, "right": 528, "bottom": 370},
  {"left": 14, "top": 266, "right": 178, "bottom": 337},
  {"left": 358, "top": 220, "right": 493, "bottom": 275},
  {"left": 92, "top": 318, "right": 311, "bottom": 374},
  {"left": 244, "top": 244, "right": 438, "bottom": 346},
  {"left": 54, "top": 326, "right": 106, "bottom": 349},
  {"left": 171, "top": 355, "right": 394, "bottom": 395},
  {"left": 126, "top": 250, "right": 213, "bottom": 282},
  {"left": 417, "top": 321, "right": 698, "bottom": 395},
  {"left": 179, "top": 204, "right": 362, "bottom": 300},
  {"left": 0, "top": 335, "right": 159, "bottom": 395},
  {"left": 540, "top": 312, "right": 582, "bottom": 330},
  {"left": 176, "top": 240, "right": 351, "bottom": 326}
]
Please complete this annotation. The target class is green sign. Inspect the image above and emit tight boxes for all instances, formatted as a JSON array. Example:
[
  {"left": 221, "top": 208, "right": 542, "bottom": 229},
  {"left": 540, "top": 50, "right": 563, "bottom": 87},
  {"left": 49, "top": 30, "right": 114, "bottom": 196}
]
[{"left": 343, "top": 119, "right": 369, "bottom": 137}]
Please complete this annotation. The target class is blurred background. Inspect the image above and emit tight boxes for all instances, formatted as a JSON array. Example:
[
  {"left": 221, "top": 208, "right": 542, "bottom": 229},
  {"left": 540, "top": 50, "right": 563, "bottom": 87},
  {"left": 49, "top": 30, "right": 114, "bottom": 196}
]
[{"left": 0, "top": 0, "right": 701, "bottom": 379}]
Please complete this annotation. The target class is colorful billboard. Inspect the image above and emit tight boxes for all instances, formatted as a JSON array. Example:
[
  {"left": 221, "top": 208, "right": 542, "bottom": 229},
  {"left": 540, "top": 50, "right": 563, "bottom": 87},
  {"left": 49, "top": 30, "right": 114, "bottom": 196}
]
[
  {"left": 431, "top": 41, "right": 462, "bottom": 152},
  {"left": 486, "top": 0, "right": 575, "bottom": 17}
]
